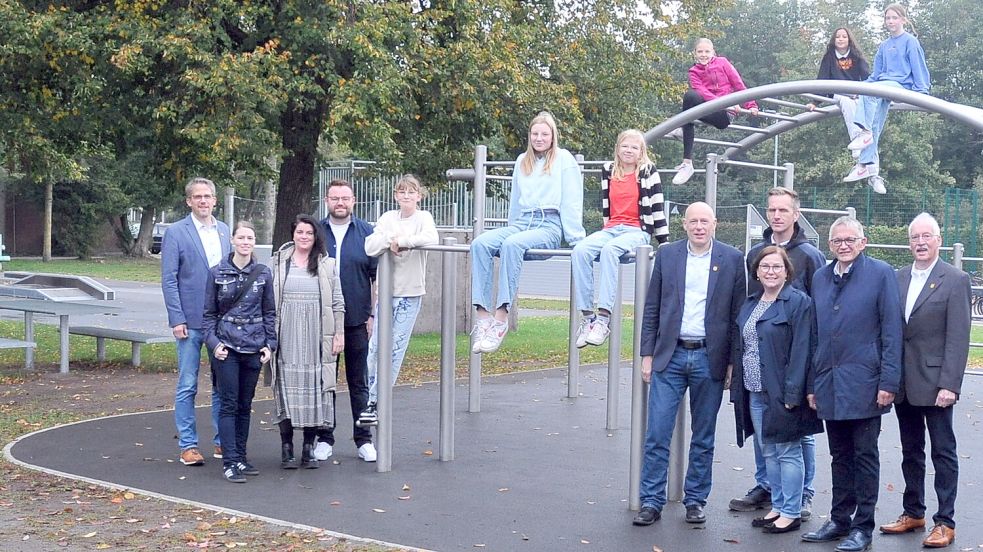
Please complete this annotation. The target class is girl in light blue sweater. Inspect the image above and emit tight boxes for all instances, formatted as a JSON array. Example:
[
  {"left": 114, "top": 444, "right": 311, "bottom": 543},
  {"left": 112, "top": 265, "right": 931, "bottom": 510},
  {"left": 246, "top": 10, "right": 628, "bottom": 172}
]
[
  {"left": 470, "top": 111, "right": 585, "bottom": 354},
  {"left": 844, "top": 3, "right": 930, "bottom": 194}
]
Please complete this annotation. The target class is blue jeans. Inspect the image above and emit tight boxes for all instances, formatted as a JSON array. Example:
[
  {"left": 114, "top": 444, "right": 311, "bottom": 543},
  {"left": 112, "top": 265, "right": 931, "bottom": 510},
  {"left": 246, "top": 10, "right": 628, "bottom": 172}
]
[
  {"left": 639, "top": 346, "right": 724, "bottom": 510},
  {"left": 752, "top": 433, "right": 815, "bottom": 499},
  {"left": 174, "top": 328, "right": 220, "bottom": 451},
  {"left": 853, "top": 80, "right": 904, "bottom": 166},
  {"left": 212, "top": 349, "right": 262, "bottom": 466},
  {"left": 570, "top": 225, "right": 649, "bottom": 313},
  {"left": 749, "top": 392, "right": 804, "bottom": 518},
  {"left": 470, "top": 210, "right": 562, "bottom": 312},
  {"left": 367, "top": 296, "right": 423, "bottom": 404}
]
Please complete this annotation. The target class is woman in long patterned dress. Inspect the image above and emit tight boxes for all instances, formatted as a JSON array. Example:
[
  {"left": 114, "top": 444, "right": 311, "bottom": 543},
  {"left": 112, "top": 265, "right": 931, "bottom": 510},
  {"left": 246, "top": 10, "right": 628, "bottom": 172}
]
[{"left": 268, "top": 214, "right": 345, "bottom": 469}]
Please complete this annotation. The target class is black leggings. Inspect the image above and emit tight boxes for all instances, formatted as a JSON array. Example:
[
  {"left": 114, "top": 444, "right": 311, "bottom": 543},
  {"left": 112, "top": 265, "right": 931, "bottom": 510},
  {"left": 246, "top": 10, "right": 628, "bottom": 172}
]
[
  {"left": 279, "top": 419, "right": 316, "bottom": 445},
  {"left": 682, "top": 90, "right": 734, "bottom": 159}
]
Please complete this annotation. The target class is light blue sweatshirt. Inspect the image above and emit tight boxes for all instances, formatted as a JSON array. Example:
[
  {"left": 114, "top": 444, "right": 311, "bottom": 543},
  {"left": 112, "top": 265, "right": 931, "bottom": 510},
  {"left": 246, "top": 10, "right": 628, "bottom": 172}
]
[
  {"left": 867, "top": 32, "right": 930, "bottom": 93},
  {"left": 507, "top": 148, "right": 586, "bottom": 245}
]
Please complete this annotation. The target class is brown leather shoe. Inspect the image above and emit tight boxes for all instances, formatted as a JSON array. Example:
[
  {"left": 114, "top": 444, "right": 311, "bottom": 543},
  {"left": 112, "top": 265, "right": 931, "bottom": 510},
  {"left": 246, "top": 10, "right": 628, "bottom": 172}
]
[
  {"left": 879, "top": 513, "right": 926, "bottom": 534},
  {"left": 923, "top": 524, "right": 955, "bottom": 548},
  {"left": 213, "top": 445, "right": 223, "bottom": 459},
  {"left": 179, "top": 448, "right": 205, "bottom": 466}
]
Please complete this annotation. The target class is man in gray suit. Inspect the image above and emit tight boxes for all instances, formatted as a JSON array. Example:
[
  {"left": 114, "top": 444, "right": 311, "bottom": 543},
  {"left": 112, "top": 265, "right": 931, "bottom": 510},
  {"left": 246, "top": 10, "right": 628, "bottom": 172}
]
[
  {"left": 632, "top": 202, "right": 746, "bottom": 527},
  {"left": 879, "top": 212, "right": 970, "bottom": 549}
]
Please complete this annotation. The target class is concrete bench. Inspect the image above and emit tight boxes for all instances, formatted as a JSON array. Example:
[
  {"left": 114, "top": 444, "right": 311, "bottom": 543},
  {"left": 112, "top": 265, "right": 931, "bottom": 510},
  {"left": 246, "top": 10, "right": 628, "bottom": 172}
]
[
  {"left": 69, "top": 326, "right": 174, "bottom": 367},
  {"left": 0, "top": 337, "right": 37, "bottom": 369}
]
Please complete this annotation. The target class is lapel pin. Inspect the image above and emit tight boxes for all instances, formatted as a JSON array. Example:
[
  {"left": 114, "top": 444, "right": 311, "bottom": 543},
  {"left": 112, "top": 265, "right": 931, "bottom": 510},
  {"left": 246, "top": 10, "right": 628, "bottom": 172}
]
[
  {"left": 929, "top": 283, "right": 936, "bottom": 289},
  {"left": 712, "top": 266, "right": 718, "bottom": 271}
]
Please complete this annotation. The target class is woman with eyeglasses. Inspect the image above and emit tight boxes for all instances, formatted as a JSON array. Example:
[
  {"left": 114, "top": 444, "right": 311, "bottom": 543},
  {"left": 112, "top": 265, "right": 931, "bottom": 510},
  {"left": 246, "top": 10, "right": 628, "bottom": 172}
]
[{"left": 732, "top": 246, "right": 822, "bottom": 534}]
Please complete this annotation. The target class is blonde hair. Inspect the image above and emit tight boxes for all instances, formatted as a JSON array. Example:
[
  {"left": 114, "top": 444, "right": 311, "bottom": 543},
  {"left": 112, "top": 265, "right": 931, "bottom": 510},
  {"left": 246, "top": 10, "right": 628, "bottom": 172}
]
[
  {"left": 395, "top": 173, "right": 427, "bottom": 199},
  {"left": 885, "top": 3, "right": 916, "bottom": 35},
  {"left": 611, "top": 129, "right": 652, "bottom": 180},
  {"left": 519, "top": 111, "right": 560, "bottom": 176}
]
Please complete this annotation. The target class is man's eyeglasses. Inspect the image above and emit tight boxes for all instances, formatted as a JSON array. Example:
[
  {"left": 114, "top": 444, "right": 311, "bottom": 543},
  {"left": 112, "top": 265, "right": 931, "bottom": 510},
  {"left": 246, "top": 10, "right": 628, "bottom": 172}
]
[
  {"left": 909, "top": 233, "right": 938, "bottom": 243},
  {"left": 829, "top": 237, "right": 862, "bottom": 247},
  {"left": 189, "top": 194, "right": 214, "bottom": 201}
]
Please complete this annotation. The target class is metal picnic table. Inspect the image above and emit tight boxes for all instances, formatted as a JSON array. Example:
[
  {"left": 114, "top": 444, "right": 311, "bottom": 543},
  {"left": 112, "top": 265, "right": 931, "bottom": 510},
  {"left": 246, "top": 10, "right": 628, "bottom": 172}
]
[{"left": 0, "top": 298, "right": 120, "bottom": 373}]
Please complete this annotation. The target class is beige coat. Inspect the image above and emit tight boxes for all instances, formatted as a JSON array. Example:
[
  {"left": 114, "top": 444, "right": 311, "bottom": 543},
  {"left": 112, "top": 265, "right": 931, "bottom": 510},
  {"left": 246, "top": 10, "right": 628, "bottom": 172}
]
[{"left": 265, "top": 244, "right": 345, "bottom": 388}]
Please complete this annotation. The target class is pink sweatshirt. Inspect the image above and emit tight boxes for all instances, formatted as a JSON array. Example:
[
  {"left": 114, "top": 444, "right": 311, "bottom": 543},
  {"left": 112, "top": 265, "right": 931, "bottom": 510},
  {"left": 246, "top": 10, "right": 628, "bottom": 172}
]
[{"left": 688, "top": 56, "right": 758, "bottom": 110}]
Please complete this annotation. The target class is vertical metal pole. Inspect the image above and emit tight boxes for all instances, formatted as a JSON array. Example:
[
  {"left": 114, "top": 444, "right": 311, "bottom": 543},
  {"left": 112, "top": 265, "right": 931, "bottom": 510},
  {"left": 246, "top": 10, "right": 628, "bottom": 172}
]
[
  {"left": 773, "top": 134, "right": 779, "bottom": 188},
  {"left": 376, "top": 252, "right": 394, "bottom": 472},
  {"left": 452, "top": 203, "right": 459, "bottom": 229},
  {"left": 953, "top": 243, "right": 964, "bottom": 271},
  {"left": 59, "top": 315, "right": 69, "bottom": 374},
  {"left": 224, "top": 186, "right": 234, "bottom": 230},
  {"left": 606, "top": 263, "right": 623, "bottom": 430},
  {"left": 629, "top": 245, "right": 652, "bottom": 510},
  {"left": 24, "top": 312, "right": 34, "bottom": 370},
  {"left": 705, "top": 153, "right": 719, "bottom": 212},
  {"left": 668, "top": 394, "right": 689, "bottom": 502},
  {"left": 469, "top": 145, "right": 488, "bottom": 413},
  {"left": 375, "top": 200, "right": 382, "bottom": 222},
  {"left": 567, "top": 268, "right": 580, "bottom": 398},
  {"left": 846, "top": 207, "right": 857, "bottom": 220},
  {"left": 783, "top": 162, "right": 795, "bottom": 190},
  {"left": 439, "top": 238, "right": 458, "bottom": 461}
]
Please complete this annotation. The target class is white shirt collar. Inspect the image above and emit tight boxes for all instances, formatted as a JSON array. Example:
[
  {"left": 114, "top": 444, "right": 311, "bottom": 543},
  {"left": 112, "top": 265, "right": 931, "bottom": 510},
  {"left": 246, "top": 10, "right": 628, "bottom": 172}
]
[
  {"left": 686, "top": 240, "right": 713, "bottom": 258},
  {"left": 836, "top": 49, "right": 850, "bottom": 60},
  {"left": 912, "top": 257, "right": 939, "bottom": 279}
]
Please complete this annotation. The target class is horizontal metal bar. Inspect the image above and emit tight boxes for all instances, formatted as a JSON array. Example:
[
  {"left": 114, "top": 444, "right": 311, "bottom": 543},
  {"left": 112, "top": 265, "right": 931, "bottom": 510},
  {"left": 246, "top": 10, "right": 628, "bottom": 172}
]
[
  {"left": 718, "top": 159, "right": 788, "bottom": 171},
  {"left": 799, "top": 208, "right": 851, "bottom": 216},
  {"left": 758, "top": 97, "right": 812, "bottom": 111},
  {"left": 726, "top": 124, "right": 771, "bottom": 134},
  {"left": 753, "top": 110, "right": 799, "bottom": 122},
  {"left": 695, "top": 137, "right": 742, "bottom": 147}
]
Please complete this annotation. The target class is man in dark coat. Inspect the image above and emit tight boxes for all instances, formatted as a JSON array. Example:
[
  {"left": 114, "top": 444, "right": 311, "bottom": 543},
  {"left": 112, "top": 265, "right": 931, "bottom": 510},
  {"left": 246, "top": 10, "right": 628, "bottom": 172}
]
[
  {"left": 879, "top": 213, "right": 970, "bottom": 548},
  {"left": 632, "top": 202, "right": 745, "bottom": 527},
  {"left": 802, "top": 216, "right": 902, "bottom": 552},
  {"left": 732, "top": 187, "right": 827, "bottom": 517}
]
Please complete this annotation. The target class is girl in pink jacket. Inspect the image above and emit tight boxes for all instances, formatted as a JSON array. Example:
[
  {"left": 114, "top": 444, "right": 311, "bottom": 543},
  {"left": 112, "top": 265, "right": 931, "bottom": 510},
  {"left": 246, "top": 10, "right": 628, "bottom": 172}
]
[{"left": 670, "top": 39, "right": 759, "bottom": 185}]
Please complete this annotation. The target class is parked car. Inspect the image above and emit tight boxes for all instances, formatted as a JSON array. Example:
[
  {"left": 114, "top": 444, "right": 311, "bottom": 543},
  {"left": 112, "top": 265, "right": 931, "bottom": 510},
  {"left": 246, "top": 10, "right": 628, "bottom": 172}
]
[{"left": 150, "top": 223, "right": 171, "bottom": 254}]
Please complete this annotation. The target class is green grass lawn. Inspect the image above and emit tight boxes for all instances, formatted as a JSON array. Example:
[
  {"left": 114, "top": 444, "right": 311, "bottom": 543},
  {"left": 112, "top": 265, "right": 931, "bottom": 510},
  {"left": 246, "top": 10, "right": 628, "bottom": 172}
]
[{"left": 4, "top": 257, "right": 162, "bottom": 283}]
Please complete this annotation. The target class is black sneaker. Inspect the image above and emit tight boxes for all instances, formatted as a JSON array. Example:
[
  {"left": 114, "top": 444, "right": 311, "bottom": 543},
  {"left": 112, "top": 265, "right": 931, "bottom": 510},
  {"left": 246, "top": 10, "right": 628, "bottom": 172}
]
[
  {"left": 223, "top": 464, "right": 246, "bottom": 483},
  {"left": 357, "top": 403, "right": 378, "bottom": 427},
  {"left": 801, "top": 495, "right": 813, "bottom": 521},
  {"left": 236, "top": 461, "right": 259, "bottom": 476},
  {"left": 729, "top": 485, "right": 771, "bottom": 511}
]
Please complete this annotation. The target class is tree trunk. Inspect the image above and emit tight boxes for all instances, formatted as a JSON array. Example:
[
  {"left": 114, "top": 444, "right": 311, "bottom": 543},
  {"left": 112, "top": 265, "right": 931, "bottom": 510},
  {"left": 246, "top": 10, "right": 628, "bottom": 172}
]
[
  {"left": 273, "top": 96, "right": 326, "bottom": 247},
  {"left": 132, "top": 207, "right": 156, "bottom": 257},
  {"left": 42, "top": 180, "right": 52, "bottom": 261},
  {"left": 262, "top": 176, "right": 276, "bottom": 245}
]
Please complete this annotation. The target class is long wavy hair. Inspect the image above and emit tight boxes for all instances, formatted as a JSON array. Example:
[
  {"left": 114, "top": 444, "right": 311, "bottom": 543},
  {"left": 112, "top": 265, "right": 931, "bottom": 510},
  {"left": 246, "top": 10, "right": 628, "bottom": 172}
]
[
  {"left": 519, "top": 111, "right": 560, "bottom": 177},
  {"left": 291, "top": 214, "right": 326, "bottom": 276},
  {"left": 824, "top": 27, "right": 868, "bottom": 67}
]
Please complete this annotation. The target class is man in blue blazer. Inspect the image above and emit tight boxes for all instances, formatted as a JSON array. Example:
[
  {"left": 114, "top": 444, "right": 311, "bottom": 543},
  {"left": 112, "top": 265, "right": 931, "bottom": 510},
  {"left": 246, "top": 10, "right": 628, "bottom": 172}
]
[
  {"left": 803, "top": 216, "right": 902, "bottom": 552},
  {"left": 633, "top": 202, "right": 746, "bottom": 527},
  {"left": 161, "top": 177, "right": 231, "bottom": 467}
]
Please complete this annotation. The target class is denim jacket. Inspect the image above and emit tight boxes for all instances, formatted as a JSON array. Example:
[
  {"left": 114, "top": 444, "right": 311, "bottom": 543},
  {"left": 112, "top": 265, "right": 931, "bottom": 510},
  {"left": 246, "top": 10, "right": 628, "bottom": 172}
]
[{"left": 202, "top": 254, "right": 277, "bottom": 354}]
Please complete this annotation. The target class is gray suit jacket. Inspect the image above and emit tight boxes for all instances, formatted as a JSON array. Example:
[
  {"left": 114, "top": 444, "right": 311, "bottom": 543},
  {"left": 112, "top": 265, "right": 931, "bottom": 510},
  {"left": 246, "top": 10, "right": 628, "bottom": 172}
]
[
  {"left": 896, "top": 259, "right": 971, "bottom": 406},
  {"left": 640, "top": 238, "right": 746, "bottom": 381}
]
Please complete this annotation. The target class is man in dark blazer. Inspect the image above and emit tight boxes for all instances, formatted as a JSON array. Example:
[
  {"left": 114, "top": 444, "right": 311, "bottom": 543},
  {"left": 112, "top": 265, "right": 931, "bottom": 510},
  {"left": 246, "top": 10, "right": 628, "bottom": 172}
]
[
  {"left": 161, "top": 177, "right": 231, "bottom": 466},
  {"left": 879, "top": 213, "right": 970, "bottom": 549},
  {"left": 803, "top": 216, "right": 902, "bottom": 552},
  {"left": 632, "top": 202, "right": 746, "bottom": 527}
]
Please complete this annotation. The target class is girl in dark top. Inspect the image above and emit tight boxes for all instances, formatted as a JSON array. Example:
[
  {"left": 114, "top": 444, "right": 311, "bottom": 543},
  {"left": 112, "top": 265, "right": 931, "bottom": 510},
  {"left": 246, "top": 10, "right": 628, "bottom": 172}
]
[{"left": 203, "top": 221, "right": 277, "bottom": 483}]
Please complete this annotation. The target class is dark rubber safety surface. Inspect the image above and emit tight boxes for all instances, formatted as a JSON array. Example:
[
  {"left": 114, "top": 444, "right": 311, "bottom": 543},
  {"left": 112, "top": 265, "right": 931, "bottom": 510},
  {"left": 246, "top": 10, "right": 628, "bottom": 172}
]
[{"left": 8, "top": 365, "right": 983, "bottom": 551}]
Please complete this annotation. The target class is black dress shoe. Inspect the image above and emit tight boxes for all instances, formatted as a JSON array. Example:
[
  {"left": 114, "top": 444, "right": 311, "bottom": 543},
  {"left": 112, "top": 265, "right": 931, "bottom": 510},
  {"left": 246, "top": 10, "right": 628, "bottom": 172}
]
[
  {"left": 685, "top": 504, "right": 707, "bottom": 524},
  {"left": 280, "top": 442, "right": 298, "bottom": 469},
  {"left": 300, "top": 443, "right": 319, "bottom": 469},
  {"left": 834, "top": 529, "right": 871, "bottom": 552},
  {"left": 752, "top": 513, "right": 780, "bottom": 528},
  {"left": 802, "top": 519, "right": 851, "bottom": 542},
  {"left": 763, "top": 517, "right": 802, "bottom": 534},
  {"left": 632, "top": 506, "right": 661, "bottom": 526}
]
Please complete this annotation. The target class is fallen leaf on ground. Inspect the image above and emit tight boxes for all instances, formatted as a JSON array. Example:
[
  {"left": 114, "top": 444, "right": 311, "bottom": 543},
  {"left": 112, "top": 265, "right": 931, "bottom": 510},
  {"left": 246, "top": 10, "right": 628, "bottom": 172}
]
[
  {"left": 82, "top": 532, "right": 97, "bottom": 538},
  {"left": 723, "top": 538, "right": 740, "bottom": 544},
  {"left": 402, "top": 484, "right": 411, "bottom": 491},
  {"left": 372, "top": 508, "right": 386, "bottom": 513}
]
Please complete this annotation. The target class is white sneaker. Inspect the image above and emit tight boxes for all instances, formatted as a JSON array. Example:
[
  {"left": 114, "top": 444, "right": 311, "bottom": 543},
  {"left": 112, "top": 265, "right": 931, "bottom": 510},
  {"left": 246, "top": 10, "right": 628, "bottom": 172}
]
[
  {"left": 575, "top": 317, "right": 593, "bottom": 349},
  {"left": 358, "top": 442, "right": 377, "bottom": 462},
  {"left": 665, "top": 128, "right": 684, "bottom": 141},
  {"left": 844, "top": 163, "right": 877, "bottom": 182},
  {"left": 867, "top": 175, "right": 887, "bottom": 194},
  {"left": 847, "top": 130, "right": 873, "bottom": 151},
  {"left": 478, "top": 319, "right": 509, "bottom": 353},
  {"left": 471, "top": 318, "right": 493, "bottom": 354},
  {"left": 671, "top": 162, "right": 695, "bottom": 185},
  {"left": 585, "top": 317, "right": 611, "bottom": 346},
  {"left": 313, "top": 441, "right": 333, "bottom": 461}
]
